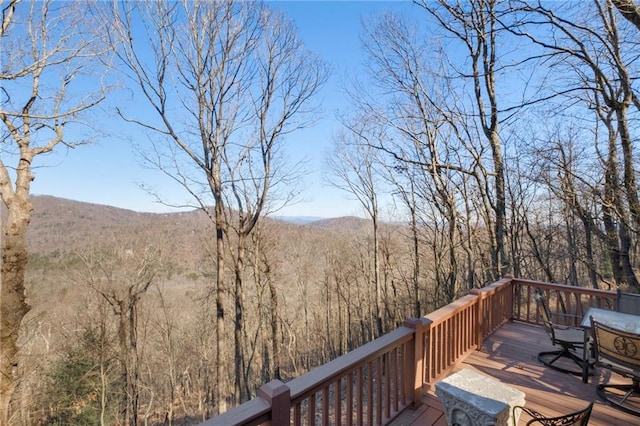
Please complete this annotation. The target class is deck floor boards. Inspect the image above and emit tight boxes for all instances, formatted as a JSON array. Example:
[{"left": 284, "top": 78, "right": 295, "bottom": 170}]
[{"left": 391, "top": 321, "right": 639, "bottom": 426}]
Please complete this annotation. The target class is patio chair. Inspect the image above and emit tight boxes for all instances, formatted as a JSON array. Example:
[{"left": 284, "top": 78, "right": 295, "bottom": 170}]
[
  {"left": 591, "top": 318, "right": 640, "bottom": 416},
  {"left": 534, "top": 289, "right": 587, "bottom": 375},
  {"left": 616, "top": 289, "right": 640, "bottom": 315},
  {"left": 512, "top": 402, "right": 593, "bottom": 425}
]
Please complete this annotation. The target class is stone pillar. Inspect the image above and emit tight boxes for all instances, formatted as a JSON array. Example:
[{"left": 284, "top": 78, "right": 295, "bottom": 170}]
[{"left": 435, "top": 369, "right": 525, "bottom": 426}]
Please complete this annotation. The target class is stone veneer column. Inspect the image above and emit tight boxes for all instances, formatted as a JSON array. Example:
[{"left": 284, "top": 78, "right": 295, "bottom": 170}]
[{"left": 434, "top": 369, "right": 526, "bottom": 426}]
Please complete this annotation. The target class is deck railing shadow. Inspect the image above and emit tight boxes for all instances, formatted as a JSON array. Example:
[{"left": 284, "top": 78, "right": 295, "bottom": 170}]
[{"left": 203, "top": 276, "right": 617, "bottom": 426}]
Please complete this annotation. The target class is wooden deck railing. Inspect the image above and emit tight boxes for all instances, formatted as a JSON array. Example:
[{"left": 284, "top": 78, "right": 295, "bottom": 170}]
[
  {"left": 203, "top": 276, "right": 616, "bottom": 426},
  {"left": 512, "top": 278, "right": 616, "bottom": 326},
  {"left": 422, "top": 275, "right": 515, "bottom": 388}
]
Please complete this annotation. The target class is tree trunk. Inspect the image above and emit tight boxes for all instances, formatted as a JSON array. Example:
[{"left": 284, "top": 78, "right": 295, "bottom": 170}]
[
  {"left": 581, "top": 216, "right": 599, "bottom": 290},
  {"left": 0, "top": 197, "right": 32, "bottom": 425},
  {"left": 214, "top": 201, "right": 226, "bottom": 415},
  {"left": 462, "top": 0, "right": 509, "bottom": 280},
  {"left": 602, "top": 110, "right": 640, "bottom": 290},
  {"left": 234, "top": 236, "right": 247, "bottom": 403},
  {"left": 372, "top": 216, "right": 383, "bottom": 338},
  {"left": 117, "top": 302, "right": 139, "bottom": 426},
  {"left": 127, "top": 304, "right": 140, "bottom": 426},
  {"left": 565, "top": 212, "right": 579, "bottom": 286},
  {"left": 617, "top": 104, "right": 640, "bottom": 246},
  {"left": 268, "top": 278, "right": 280, "bottom": 381}
]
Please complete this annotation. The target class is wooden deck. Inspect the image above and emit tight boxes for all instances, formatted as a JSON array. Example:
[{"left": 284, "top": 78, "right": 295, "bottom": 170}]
[{"left": 391, "top": 321, "right": 639, "bottom": 426}]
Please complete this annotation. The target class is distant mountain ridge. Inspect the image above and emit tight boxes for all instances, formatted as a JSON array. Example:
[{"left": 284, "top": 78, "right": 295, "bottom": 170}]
[
  {"left": 273, "top": 215, "right": 325, "bottom": 224},
  {"left": 25, "top": 196, "right": 374, "bottom": 254},
  {"left": 30, "top": 195, "right": 366, "bottom": 225}
]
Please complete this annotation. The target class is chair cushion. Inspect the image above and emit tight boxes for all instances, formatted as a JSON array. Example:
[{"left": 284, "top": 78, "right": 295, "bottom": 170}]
[
  {"left": 599, "top": 356, "right": 638, "bottom": 378},
  {"left": 554, "top": 327, "right": 584, "bottom": 344}
]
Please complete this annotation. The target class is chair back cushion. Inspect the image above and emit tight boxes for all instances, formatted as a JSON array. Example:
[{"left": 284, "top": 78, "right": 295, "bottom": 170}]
[
  {"left": 617, "top": 290, "right": 640, "bottom": 315},
  {"left": 534, "top": 290, "right": 555, "bottom": 339},
  {"left": 592, "top": 318, "right": 640, "bottom": 377}
]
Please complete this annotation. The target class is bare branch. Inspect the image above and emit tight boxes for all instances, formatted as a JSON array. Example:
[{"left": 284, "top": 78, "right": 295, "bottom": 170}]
[
  {"left": 612, "top": 0, "right": 640, "bottom": 31},
  {"left": 0, "top": 0, "right": 18, "bottom": 37}
]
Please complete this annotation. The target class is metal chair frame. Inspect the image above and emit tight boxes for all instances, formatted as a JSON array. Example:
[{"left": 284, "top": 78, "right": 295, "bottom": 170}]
[
  {"left": 534, "top": 289, "right": 587, "bottom": 376},
  {"left": 591, "top": 318, "right": 640, "bottom": 417},
  {"left": 512, "top": 402, "right": 593, "bottom": 426}
]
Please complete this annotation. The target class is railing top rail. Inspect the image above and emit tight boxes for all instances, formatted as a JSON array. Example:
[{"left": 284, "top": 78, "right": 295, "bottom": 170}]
[
  {"left": 512, "top": 278, "right": 614, "bottom": 298},
  {"left": 201, "top": 396, "right": 271, "bottom": 426},
  {"left": 473, "top": 276, "right": 514, "bottom": 295},
  {"left": 425, "top": 294, "right": 477, "bottom": 324},
  {"left": 287, "top": 324, "right": 418, "bottom": 401},
  {"left": 425, "top": 277, "right": 515, "bottom": 326}
]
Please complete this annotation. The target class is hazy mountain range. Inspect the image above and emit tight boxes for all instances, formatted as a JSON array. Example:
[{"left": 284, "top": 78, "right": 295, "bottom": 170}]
[{"left": 25, "top": 195, "right": 373, "bottom": 256}]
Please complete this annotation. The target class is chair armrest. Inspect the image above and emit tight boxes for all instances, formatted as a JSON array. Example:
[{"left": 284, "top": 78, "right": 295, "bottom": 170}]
[
  {"left": 552, "top": 324, "right": 583, "bottom": 332},
  {"left": 550, "top": 312, "right": 580, "bottom": 320},
  {"left": 513, "top": 405, "right": 547, "bottom": 425}
]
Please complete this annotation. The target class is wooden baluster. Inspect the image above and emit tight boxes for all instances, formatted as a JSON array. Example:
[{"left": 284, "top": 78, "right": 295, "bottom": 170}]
[
  {"left": 322, "top": 387, "right": 329, "bottom": 426},
  {"left": 334, "top": 378, "right": 342, "bottom": 426},
  {"left": 346, "top": 371, "right": 353, "bottom": 426},
  {"left": 357, "top": 366, "right": 363, "bottom": 426}
]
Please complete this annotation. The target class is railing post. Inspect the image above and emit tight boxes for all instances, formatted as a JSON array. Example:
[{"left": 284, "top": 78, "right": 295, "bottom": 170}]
[
  {"left": 258, "top": 380, "right": 290, "bottom": 426},
  {"left": 504, "top": 274, "right": 515, "bottom": 320},
  {"left": 469, "top": 288, "right": 485, "bottom": 350},
  {"left": 403, "top": 317, "right": 431, "bottom": 407}
]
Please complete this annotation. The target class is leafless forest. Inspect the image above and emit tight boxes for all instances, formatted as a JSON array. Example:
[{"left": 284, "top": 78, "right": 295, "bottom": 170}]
[{"left": 2, "top": 0, "right": 640, "bottom": 425}]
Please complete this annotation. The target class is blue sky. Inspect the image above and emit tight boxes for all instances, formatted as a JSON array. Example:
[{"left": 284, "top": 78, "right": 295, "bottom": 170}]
[{"left": 28, "top": 1, "right": 418, "bottom": 218}]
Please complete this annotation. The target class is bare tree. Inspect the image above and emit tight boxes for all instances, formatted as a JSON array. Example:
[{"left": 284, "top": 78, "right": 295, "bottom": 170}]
[
  {"left": 388, "top": 171, "right": 423, "bottom": 317},
  {"left": 248, "top": 224, "right": 282, "bottom": 384},
  {"left": 507, "top": 0, "right": 640, "bottom": 290},
  {"left": 0, "top": 1, "right": 109, "bottom": 422},
  {"left": 525, "top": 126, "right": 603, "bottom": 288},
  {"left": 415, "top": 0, "right": 510, "bottom": 280},
  {"left": 352, "top": 11, "right": 476, "bottom": 302},
  {"left": 77, "top": 245, "right": 159, "bottom": 426},
  {"left": 110, "top": 0, "right": 327, "bottom": 411},
  {"left": 327, "top": 115, "right": 387, "bottom": 337}
]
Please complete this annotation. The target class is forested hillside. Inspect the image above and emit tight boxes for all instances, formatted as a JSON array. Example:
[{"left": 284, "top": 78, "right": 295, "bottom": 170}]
[{"left": 21, "top": 196, "right": 419, "bottom": 425}]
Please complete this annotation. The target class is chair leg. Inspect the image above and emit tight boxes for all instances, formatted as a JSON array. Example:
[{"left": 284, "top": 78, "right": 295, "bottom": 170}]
[
  {"left": 537, "top": 348, "right": 586, "bottom": 376},
  {"left": 597, "top": 381, "right": 640, "bottom": 417}
]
